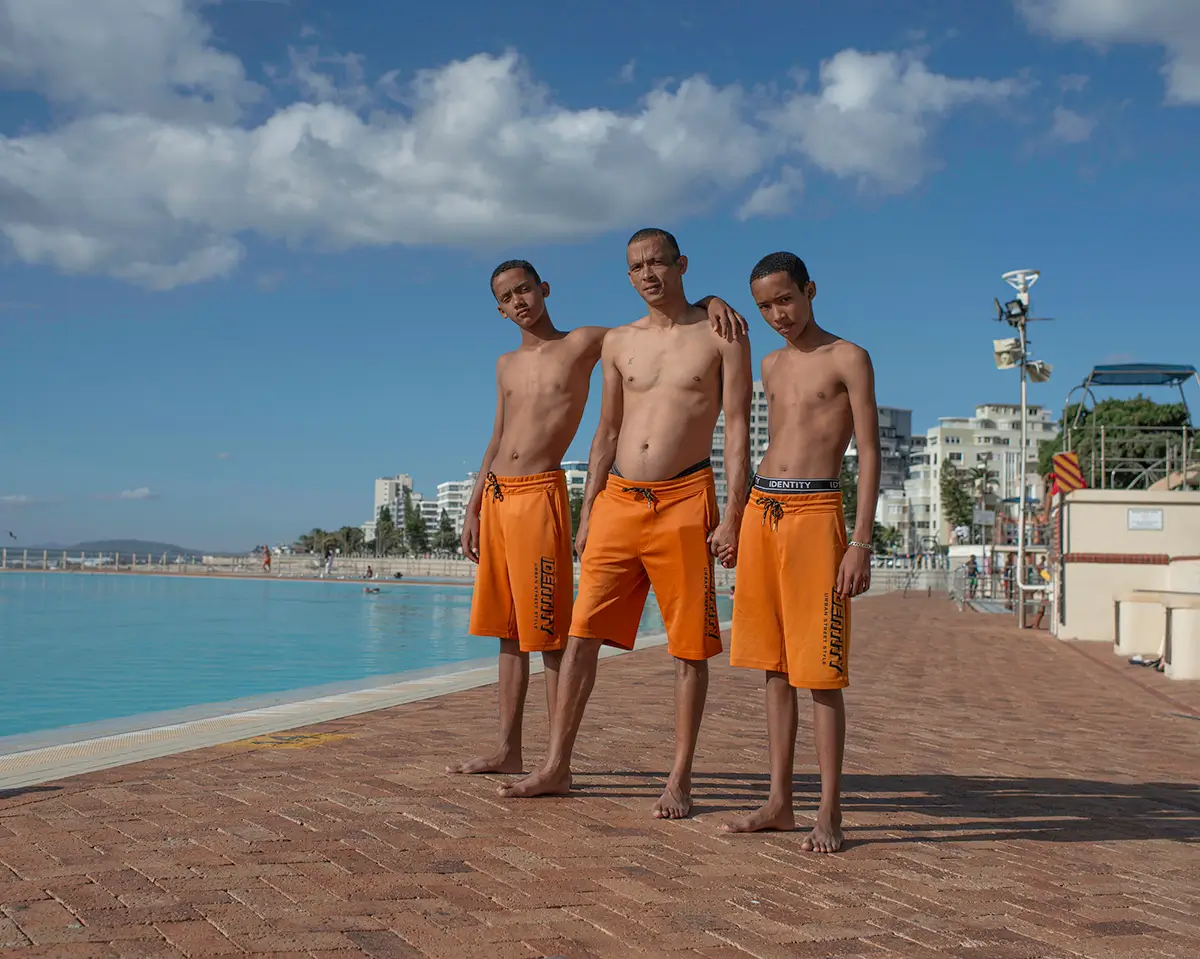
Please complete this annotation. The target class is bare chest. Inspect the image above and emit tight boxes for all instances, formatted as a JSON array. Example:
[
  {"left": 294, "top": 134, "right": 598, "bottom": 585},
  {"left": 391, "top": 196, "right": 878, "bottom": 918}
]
[
  {"left": 768, "top": 359, "right": 847, "bottom": 421},
  {"left": 502, "top": 349, "right": 579, "bottom": 403},
  {"left": 620, "top": 336, "right": 719, "bottom": 396}
]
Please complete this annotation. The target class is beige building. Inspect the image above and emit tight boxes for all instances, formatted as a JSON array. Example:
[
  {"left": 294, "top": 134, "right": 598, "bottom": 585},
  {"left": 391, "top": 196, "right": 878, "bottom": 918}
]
[{"left": 902, "top": 403, "right": 1056, "bottom": 548}]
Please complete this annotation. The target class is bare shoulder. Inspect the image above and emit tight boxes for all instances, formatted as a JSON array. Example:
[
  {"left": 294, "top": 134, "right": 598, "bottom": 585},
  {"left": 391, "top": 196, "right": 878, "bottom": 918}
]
[
  {"left": 830, "top": 337, "right": 873, "bottom": 377},
  {"left": 566, "top": 325, "right": 610, "bottom": 351},
  {"left": 761, "top": 347, "right": 787, "bottom": 381}
]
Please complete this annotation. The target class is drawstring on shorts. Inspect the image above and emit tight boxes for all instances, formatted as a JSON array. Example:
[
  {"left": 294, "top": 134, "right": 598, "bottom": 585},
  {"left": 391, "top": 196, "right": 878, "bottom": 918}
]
[
  {"left": 622, "top": 486, "right": 659, "bottom": 512},
  {"left": 758, "top": 496, "right": 785, "bottom": 531},
  {"left": 485, "top": 472, "right": 505, "bottom": 503}
]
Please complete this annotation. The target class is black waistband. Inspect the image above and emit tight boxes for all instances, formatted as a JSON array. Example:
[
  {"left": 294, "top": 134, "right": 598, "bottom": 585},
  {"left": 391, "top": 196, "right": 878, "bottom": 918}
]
[
  {"left": 611, "top": 457, "right": 712, "bottom": 480},
  {"left": 753, "top": 476, "right": 840, "bottom": 494}
]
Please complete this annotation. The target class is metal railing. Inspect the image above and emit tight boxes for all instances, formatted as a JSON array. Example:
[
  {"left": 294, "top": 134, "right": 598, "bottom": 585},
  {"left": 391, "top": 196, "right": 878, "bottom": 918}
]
[{"left": 1064, "top": 423, "right": 1198, "bottom": 490}]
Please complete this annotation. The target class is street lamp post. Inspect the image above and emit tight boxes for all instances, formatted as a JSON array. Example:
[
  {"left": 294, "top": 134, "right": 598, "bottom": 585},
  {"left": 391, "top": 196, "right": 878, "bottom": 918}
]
[{"left": 1000, "top": 269, "right": 1040, "bottom": 629}]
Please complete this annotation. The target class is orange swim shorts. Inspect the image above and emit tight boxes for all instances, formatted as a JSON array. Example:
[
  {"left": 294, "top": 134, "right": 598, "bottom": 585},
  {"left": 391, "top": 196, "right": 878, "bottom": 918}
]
[
  {"left": 730, "top": 478, "right": 851, "bottom": 689},
  {"left": 570, "top": 466, "right": 722, "bottom": 661},
  {"left": 469, "top": 470, "right": 572, "bottom": 653}
]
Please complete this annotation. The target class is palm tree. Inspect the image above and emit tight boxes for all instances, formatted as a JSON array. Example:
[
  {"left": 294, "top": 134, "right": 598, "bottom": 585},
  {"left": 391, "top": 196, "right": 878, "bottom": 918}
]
[
  {"left": 296, "top": 528, "right": 329, "bottom": 554},
  {"left": 337, "top": 525, "right": 366, "bottom": 555}
]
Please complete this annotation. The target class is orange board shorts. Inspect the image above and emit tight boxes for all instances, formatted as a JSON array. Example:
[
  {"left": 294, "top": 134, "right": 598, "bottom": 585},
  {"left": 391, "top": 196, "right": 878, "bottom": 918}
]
[
  {"left": 570, "top": 466, "right": 722, "bottom": 661},
  {"left": 730, "top": 478, "right": 850, "bottom": 689},
  {"left": 469, "top": 470, "right": 572, "bottom": 653}
]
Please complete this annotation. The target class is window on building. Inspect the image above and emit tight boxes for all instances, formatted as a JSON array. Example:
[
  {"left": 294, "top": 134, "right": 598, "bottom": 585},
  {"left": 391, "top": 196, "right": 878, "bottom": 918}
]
[{"left": 949, "top": 452, "right": 963, "bottom": 462}]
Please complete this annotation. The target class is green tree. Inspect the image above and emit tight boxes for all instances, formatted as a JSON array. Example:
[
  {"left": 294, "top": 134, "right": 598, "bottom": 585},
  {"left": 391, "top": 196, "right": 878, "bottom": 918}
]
[
  {"left": 403, "top": 489, "right": 431, "bottom": 555},
  {"left": 1037, "top": 395, "right": 1192, "bottom": 490},
  {"left": 872, "top": 522, "right": 900, "bottom": 552},
  {"left": 297, "top": 528, "right": 335, "bottom": 555},
  {"left": 374, "top": 507, "right": 400, "bottom": 557},
  {"left": 569, "top": 490, "right": 584, "bottom": 539},
  {"left": 337, "top": 525, "right": 365, "bottom": 556},
  {"left": 939, "top": 464, "right": 975, "bottom": 534},
  {"left": 435, "top": 509, "right": 457, "bottom": 553},
  {"left": 839, "top": 459, "right": 857, "bottom": 533}
]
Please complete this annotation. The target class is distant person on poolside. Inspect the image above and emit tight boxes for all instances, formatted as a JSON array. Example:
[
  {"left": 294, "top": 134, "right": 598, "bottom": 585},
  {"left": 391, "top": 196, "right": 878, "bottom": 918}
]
[
  {"left": 449, "top": 255, "right": 746, "bottom": 778},
  {"left": 262, "top": 545, "right": 271, "bottom": 573},
  {"left": 722, "top": 251, "right": 880, "bottom": 854},
  {"left": 499, "top": 228, "right": 752, "bottom": 820}
]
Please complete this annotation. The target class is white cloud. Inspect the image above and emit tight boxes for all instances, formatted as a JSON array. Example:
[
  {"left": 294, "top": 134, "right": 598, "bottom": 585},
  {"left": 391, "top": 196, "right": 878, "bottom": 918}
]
[
  {"left": 0, "top": 494, "right": 33, "bottom": 506},
  {"left": 215, "top": 451, "right": 232, "bottom": 460},
  {"left": 1049, "top": 105, "right": 1097, "bottom": 142},
  {"left": 768, "top": 49, "right": 1023, "bottom": 192},
  {"left": 737, "top": 166, "right": 805, "bottom": 220},
  {"left": 617, "top": 59, "right": 636, "bottom": 84},
  {"left": 0, "top": 2, "right": 1024, "bottom": 289},
  {"left": 95, "top": 487, "right": 160, "bottom": 501},
  {"left": 1059, "top": 72, "right": 1090, "bottom": 93},
  {"left": 0, "top": 0, "right": 263, "bottom": 121},
  {"left": 1017, "top": 0, "right": 1200, "bottom": 104}
]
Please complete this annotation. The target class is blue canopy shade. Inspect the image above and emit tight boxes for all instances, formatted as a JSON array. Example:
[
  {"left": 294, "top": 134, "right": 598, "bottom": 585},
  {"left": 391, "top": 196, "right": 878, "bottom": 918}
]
[{"left": 1085, "top": 363, "right": 1198, "bottom": 388}]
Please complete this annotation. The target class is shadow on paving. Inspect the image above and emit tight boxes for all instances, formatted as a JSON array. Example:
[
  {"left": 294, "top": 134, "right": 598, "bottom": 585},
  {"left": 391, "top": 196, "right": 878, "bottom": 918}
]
[{"left": 573, "top": 771, "right": 1200, "bottom": 844}]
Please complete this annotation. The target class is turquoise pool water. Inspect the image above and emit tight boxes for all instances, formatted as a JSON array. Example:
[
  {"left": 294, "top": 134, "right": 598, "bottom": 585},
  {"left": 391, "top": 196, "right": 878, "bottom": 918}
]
[{"left": 0, "top": 573, "right": 733, "bottom": 740}]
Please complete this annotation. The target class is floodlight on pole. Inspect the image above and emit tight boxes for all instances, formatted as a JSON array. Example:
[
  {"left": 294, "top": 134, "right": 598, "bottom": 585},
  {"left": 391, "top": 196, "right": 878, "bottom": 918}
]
[{"left": 999, "top": 269, "right": 1040, "bottom": 629}]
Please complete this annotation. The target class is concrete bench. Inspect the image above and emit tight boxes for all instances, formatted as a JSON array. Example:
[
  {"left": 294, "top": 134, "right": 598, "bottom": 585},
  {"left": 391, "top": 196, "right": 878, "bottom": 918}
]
[
  {"left": 1114, "top": 590, "right": 1200, "bottom": 680},
  {"left": 1164, "top": 594, "right": 1200, "bottom": 681}
]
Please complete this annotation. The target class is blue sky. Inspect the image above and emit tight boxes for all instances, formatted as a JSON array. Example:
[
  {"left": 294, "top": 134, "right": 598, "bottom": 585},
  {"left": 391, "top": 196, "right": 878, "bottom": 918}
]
[{"left": 2, "top": 0, "right": 1199, "bottom": 550}]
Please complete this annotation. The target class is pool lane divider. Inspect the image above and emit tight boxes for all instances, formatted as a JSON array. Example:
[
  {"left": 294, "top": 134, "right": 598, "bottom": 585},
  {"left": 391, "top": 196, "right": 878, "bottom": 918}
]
[{"left": 0, "top": 621, "right": 732, "bottom": 790}]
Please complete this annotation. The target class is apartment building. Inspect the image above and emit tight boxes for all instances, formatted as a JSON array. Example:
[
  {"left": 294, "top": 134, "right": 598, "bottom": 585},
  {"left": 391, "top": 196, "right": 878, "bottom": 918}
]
[
  {"left": 437, "top": 473, "right": 478, "bottom": 535},
  {"left": 712, "top": 380, "right": 770, "bottom": 506},
  {"left": 896, "top": 403, "right": 1056, "bottom": 548},
  {"left": 845, "top": 407, "right": 913, "bottom": 493},
  {"left": 373, "top": 474, "right": 414, "bottom": 522}
]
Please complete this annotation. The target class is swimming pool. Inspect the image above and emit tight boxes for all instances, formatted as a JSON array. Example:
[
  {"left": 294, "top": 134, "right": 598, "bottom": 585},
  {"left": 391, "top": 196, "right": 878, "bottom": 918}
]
[{"left": 0, "top": 573, "right": 732, "bottom": 742}]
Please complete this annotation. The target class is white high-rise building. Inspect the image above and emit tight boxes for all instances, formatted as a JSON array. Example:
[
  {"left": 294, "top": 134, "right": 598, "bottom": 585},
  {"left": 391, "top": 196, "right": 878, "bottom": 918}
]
[
  {"left": 901, "top": 403, "right": 1055, "bottom": 548},
  {"left": 437, "top": 472, "right": 478, "bottom": 535},
  {"left": 712, "top": 380, "right": 770, "bottom": 506},
  {"left": 374, "top": 474, "right": 414, "bottom": 522},
  {"left": 561, "top": 460, "right": 588, "bottom": 499}
]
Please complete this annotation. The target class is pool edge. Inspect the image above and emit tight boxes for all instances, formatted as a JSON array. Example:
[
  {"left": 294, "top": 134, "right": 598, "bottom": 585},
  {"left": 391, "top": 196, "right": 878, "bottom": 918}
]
[{"left": 0, "top": 621, "right": 731, "bottom": 790}]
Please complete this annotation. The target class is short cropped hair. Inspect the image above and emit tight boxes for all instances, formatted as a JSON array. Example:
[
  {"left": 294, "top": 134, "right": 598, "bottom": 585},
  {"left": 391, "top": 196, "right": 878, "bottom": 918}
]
[
  {"left": 750, "top": 252, "right": 810, "bottom": 289},
  {"left": 490, "top": 259, "right": 541, "bottom": 293},
  {"left": 627, "top": 228, "right": 680, "bottom": 260}
]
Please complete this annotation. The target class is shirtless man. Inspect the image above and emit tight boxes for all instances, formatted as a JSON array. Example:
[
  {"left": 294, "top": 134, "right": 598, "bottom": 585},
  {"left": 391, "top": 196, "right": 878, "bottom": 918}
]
[
  {"left": 448, "top": 258, "right": 746, "bottom": 776},
  {"left": 499, "top": 230, "right": 753, "bottom": 818},
  {"left": 724, "top": 251, "right": 880, "bottom": 853}
]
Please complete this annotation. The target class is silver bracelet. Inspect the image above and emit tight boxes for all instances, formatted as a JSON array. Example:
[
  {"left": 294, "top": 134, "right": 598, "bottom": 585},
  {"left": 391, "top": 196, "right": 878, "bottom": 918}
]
[{"left": 848, "top": 540, "right": 871, "bottom": 551}]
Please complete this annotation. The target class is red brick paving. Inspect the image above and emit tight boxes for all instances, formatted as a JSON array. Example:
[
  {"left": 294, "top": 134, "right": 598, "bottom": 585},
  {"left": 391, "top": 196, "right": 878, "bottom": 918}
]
[{"left": 1, "top": 594, "right": 1198, "bottom": 958}]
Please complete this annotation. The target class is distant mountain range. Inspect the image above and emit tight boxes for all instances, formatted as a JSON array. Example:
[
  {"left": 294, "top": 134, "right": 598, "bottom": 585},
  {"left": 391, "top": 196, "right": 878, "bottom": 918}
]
[{"left": 15, "top": 539, "right": 211, "bottom": 558}]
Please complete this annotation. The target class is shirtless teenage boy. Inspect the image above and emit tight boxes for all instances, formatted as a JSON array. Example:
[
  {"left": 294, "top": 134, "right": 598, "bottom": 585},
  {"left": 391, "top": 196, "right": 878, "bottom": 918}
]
[
  {"left": 499, "top": 231, "right": 753, "bottom": 818},
  {"left": 449, "top": 258, "right": 746, "bottom": 776},
  {"left": 725, "top": 251, "right": 880, "bottom": 853}
]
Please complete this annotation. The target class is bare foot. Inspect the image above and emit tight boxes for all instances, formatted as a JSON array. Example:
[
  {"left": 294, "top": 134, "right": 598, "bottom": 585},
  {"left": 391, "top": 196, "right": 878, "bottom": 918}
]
[
  {"left": 651, "top": 781, "right": 692, "bottom": 820},
  {"left": 497, "top": 766, "right": 571, "bottom": 799},
  {"left": 722, "top": 801, "right": 795, "bottom": 833},
  {"left": 800, "top": 815, "right": 844, "bottom": 853},
  {"left": 446, "top": 750, "right": 523, "bottom": 775}
]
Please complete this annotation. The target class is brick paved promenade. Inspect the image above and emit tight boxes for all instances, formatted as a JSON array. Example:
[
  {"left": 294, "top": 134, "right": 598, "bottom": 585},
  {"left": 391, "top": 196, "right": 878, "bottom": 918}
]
[{"left": 2, "top": 594, "right": 1198, "bottom": 958}]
